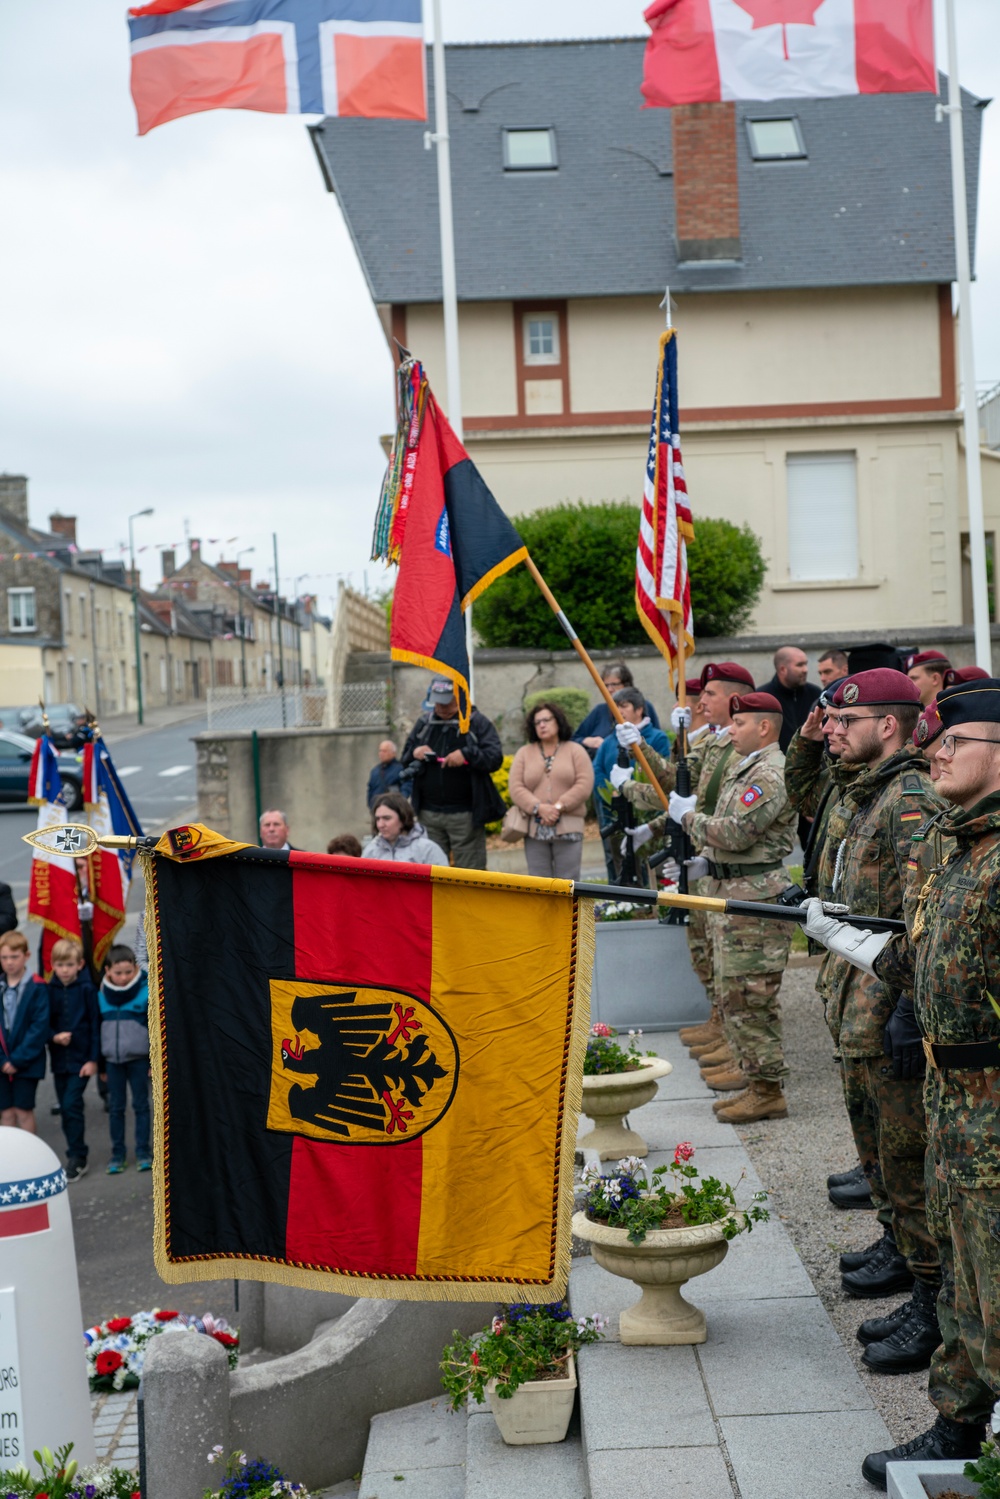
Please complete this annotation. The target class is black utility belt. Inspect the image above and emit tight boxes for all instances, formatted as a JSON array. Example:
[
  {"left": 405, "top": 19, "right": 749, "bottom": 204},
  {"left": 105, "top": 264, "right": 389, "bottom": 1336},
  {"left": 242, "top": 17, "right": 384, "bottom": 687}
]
[
  {"left": 707, "top": 859, "right": 785, "bottom": 881},
  {"left": 923, "top": 1037, "right": 1000, "bottom": 1070}
]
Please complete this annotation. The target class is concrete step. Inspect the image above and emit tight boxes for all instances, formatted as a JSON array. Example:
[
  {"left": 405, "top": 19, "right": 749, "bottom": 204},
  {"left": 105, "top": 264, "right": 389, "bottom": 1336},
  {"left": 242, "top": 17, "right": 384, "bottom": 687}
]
[
  {"left": 358, "top": 1397, "right": 465, "bottom": 1499},
  {"left": 465, "top": 1400, "right": 586, "bottom": 1499}
]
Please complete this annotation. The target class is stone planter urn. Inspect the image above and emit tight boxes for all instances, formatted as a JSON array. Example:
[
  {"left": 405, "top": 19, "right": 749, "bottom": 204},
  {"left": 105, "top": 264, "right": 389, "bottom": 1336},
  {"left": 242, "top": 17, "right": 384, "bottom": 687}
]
[
  {"left": 572, "top": 1211, "right": 735, "bottom": 1344},
  {"left": 579, "top": 1056, "right": 672, "bottom": 1159},
  {"left": 487, "top": 1353, "right": 577, "bottom": 1445}
]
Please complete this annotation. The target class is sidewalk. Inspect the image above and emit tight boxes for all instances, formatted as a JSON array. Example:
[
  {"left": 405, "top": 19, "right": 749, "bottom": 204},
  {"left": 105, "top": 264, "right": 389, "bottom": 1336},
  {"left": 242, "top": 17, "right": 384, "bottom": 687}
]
[{"left": 97, "top": 702, "right": 206, "bottom": 743}]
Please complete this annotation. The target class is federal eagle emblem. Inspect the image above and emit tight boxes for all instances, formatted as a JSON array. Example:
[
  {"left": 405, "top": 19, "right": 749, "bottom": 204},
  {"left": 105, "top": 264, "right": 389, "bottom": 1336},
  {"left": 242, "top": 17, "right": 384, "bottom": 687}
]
[
  {"left": 266, "top": 982, "right": 458, "bottom": 1144},
  {"left": 842, "top": 683, "right": 860, "bottom": 705}
]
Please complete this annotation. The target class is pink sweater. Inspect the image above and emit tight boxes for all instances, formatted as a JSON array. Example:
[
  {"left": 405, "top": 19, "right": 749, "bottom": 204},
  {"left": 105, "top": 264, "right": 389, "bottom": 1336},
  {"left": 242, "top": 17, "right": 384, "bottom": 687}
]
[{"left": 509, "top": 740, "right": 595, "bottom": 836}]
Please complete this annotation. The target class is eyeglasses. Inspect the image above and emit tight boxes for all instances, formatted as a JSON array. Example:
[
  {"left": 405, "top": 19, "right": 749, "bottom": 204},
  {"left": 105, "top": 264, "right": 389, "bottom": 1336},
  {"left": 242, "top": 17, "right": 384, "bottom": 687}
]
[
  {"left": 533, "top": 715, "right": 556, "bottom": 726},
  {"left": 939, "top": 733, "right": 1000, "bottom": 758},
  {"left": 829, "top": 712, "right": 889, "bottom": 731}
]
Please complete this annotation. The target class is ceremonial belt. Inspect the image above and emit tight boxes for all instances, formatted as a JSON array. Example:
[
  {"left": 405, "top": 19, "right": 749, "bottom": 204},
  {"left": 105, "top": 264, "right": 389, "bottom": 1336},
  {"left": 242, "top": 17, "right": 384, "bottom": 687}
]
[
  {"left": 922, "top": 1037, "right": 1000, "bottom": 1071},
  {"left": 707, "top": 859, "right": 785, "bottom": 881}
]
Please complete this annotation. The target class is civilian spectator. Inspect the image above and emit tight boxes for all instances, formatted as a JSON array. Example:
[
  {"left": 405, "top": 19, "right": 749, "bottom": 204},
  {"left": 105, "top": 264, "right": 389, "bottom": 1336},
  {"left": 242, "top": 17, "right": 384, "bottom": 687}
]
[
  {"left": 906, "top": 650, "right": 951, "bottom": 706},
  {"left": 367, "top": 740, "right": 404, "bottom": 807},
  {"left": 260, "top": 809, "right": 295, "bottom": 850},
  {"left": 509, "top": 701, "right": 594, "bottom": 880},
  {"left": 401, "top": 679, "right": 505, "bottom": 871},
  {"left": 327, "top": 834, "right": 363, "bottom": 857},
  {"left": 100, "top": 944, "right": 150, "bottom": 1174},
  {"left": 362, "top": 791, "right": 447, "bottom": 865},
  {"left": 0, "top": 930, "right": 48, "bottom": 1134},
  {"left": 761, "top": 646, "right": 821, "bottom": 752},
  {"left": 817, "top": 649, "right": 849, "bottom": 688},
  {"left": 47, "top": 937, "right": 99, "bottom": 1181},
  {"left": 593, "top": 687, "right": 671, "bottom": 881},
  {"left": 574, "top": 661, "right": 661, "bottom": 755}
]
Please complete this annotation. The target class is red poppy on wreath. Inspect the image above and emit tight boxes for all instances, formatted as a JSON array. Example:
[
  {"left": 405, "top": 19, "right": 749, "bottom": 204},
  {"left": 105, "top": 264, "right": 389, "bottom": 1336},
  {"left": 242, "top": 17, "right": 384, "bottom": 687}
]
[
  {"left": 155, "top": 1310, "right": 179, "bottom": 1322},
  {"left": 95, "top": 1350, "right": 124, "bottom": 1376},
  {"left": 106, "top": 1317, "right": 132, "bottom": 1333},
  {"left": 211, "top": 1331, "right": 238, "bottom": 1349}
]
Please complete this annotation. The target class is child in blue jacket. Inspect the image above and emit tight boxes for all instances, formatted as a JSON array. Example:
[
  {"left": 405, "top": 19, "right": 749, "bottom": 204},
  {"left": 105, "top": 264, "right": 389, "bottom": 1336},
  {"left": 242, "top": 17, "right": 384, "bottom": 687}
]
[
  {"left": 0, "top": 930, "right": 49, "bottom": 1132},
  {"left": 99, "top": 944, "right": 150, "bottom": 1174},
  {"left": 48, "top": 937, "right": 100, "bottom": 1181}
]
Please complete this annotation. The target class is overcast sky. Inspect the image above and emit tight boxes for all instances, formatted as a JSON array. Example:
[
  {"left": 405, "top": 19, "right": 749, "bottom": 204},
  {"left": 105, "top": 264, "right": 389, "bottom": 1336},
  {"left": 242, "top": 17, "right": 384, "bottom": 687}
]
[{"left": 0, "top": 1, "right": 997, "bottom": 614}]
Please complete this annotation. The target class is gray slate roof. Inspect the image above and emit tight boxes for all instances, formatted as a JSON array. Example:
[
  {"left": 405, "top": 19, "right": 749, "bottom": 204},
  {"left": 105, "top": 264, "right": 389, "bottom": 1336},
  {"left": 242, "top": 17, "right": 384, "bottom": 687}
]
[{"left": 309, "top": 37, "right": 984, "bottom": 303}]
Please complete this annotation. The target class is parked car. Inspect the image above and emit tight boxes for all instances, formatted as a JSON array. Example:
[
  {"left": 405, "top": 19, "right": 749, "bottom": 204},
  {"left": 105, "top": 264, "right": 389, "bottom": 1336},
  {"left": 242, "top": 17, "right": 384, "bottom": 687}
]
[
  {"left": 14, "top": 703, "right": 89, "bottom": 749},
  {"left": 0, "top": 730, "right": 84, "bottom": 810}
]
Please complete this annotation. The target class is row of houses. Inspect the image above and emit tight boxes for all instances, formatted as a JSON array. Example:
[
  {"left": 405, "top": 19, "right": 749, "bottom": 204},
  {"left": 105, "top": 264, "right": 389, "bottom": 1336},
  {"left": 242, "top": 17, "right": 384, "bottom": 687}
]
[{"left": 0, "top": 475, "right": 329, "bottom": 719}]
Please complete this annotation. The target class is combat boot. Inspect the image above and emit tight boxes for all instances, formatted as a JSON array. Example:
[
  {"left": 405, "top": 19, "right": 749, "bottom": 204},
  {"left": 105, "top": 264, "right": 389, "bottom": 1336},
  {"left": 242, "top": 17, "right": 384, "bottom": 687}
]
[
  {"left": 828, "top": 1161, "right": 865, "bottom": 1190},
  {"left": 861, "top": 1279, "right": 941, "bottom": 1374},
  {"left": 841, "top": 1227, "right": 894, "bottom": 1275},
  {"left": 841, "top": 1233, "right": 913, "bottom": 1298},
  {"left": 716, "top": 1080, "right": 788, "bottom": 1123},
  {"left": 690, "top": 1033, "right": 727, "bottom": 1060},
  {"left": 862, "top": 1415, "right": 985, "bottom": 1490},
  {"left": 697, "top": 1042, "right": 733, "bottom": 1069},
  {"left": 679, "top": 1012, "right": 721, "bottom": 1048},
  {"left": 713, "top": 1089, "right": 748, "bottom": 1114},
  {"left": 704, "top": 1067, "right": 746, "bottom": 1092},
  {"left": 828, "top": 1173, "right": 873, "bottom": 1209}
]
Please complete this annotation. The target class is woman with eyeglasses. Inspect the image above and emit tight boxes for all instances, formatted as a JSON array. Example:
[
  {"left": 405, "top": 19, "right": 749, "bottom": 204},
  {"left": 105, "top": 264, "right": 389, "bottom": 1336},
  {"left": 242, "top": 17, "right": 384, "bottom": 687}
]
[{"left": 509, "top": 701, "right": 594, "bottom": 879}]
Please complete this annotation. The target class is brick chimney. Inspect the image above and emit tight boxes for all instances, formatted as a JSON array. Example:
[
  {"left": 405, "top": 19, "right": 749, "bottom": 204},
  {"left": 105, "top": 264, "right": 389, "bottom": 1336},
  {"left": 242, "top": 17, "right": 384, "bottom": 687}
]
[
  {"left": 672, "top": 102, "right": 741, "bottom": 262},
  {"left": 162, "top": 549, "right": 175, "bottom": 579},
  {"left": 48, "top": 513, "right": 78, "bottom": 545},
  {"left": 0, "top": 475, "right": 29, "bottom": 528}
]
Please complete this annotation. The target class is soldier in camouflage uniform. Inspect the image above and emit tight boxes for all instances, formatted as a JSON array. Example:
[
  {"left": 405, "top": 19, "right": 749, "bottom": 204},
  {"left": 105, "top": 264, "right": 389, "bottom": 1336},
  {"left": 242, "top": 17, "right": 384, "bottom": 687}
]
[
  {"left": 618, "top": 661, "right": 754, "bottom": 1060},
  {"left": 669, "top": 690, "right": 796, "bottom": 1122},
  {"left": 805, "top": 676, "right": 1000, "bottom": 1488}
]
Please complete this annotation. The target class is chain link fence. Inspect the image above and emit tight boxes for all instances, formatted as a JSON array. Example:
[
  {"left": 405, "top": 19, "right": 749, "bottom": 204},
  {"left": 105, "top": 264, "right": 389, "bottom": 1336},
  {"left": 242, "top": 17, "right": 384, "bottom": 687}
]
[{"left": 206, "top": 682, "right": 389, "bottom": 732}]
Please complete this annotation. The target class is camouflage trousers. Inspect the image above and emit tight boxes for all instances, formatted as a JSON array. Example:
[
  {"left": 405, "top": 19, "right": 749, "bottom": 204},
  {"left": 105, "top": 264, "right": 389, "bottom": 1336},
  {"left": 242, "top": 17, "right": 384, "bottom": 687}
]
[
  {"left": 708, "top": 901, "right": 792, "bottom": 1084},
  {"left": 839, "top": 1055, "right": 938, "bottom": 1281},
  {"left": 686, "top": 878, "right": 714, "bottom": 992},
  {"left": 928, "top": 1165, "right": 1000, "bottom": 1425}
]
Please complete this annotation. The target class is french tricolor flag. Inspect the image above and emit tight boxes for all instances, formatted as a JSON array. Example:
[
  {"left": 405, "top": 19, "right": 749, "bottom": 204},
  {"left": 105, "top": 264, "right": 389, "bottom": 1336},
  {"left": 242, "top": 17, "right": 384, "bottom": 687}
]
[
  {"left": 128, "top": 0, "right": 426, "bottom": 135},
  {"left": 642, "top": 0, "right": 936, "bottom": 106}
]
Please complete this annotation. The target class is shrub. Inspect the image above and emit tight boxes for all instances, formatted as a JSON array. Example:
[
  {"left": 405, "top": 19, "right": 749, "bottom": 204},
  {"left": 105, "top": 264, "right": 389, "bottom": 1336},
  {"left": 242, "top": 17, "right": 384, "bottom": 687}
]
[
  {"left": 522, "top": 687, "right": 591, "bottom": 732},
  {"left": 485, "top": 754, "right": 514, "bottom": 835}
]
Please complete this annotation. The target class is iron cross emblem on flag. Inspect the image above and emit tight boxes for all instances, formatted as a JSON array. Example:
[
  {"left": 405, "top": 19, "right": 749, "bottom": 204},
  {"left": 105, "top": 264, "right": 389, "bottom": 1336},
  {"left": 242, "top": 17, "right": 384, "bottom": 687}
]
[{"left": 23, "top": 823, "right": 101, "bottom": 858}]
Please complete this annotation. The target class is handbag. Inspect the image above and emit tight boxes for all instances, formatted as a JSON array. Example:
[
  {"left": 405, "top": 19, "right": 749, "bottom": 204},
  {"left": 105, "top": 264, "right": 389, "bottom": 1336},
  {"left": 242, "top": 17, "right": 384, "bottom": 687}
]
[{"left": 500, "top": 804, "right": 531, "bottom": 843}]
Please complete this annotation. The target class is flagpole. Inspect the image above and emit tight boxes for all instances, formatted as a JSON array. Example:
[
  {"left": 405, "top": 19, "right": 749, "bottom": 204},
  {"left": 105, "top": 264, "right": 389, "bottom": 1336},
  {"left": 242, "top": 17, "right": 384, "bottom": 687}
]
[
  {"left": 942, "top": 0, "right": 991, "bottom": 670},
  {"left": 428, "top": 0, "right": 474, "bottom": 700}
]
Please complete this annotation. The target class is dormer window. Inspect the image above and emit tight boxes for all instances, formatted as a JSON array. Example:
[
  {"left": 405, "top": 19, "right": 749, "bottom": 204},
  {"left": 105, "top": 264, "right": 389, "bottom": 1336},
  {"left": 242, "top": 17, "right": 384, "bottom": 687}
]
[
  {"left": 746, "top": 117, "right": 806, "bottom": 161},
  {"left": 503, "top": 128, "right": 557, "bottom": 171}
]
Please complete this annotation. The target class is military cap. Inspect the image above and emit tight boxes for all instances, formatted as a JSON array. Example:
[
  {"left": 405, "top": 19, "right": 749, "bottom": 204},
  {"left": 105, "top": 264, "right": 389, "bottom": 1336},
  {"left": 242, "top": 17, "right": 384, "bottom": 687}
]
[
  {"left": 685, "top": 677, "right": 702, "bottom": 696},
  {"left": 700, "top": 661, "right": 755, "bottom": 691},
  {"left": 832, "top": 669, "right": 921, "bottom": 708},
  {"left": 847, "top": 642, "right": 907, "bottom": 674},
  {"left": 913, "top": 701, "right": 944, "bottom": 748},
  {"left": 936, "top": 678, "right": 1000, "bottom": 728},
  {"left": 906, "top": 649, "right": 951, "bottom": 672},
  {"left": 729, "top": 691, "right": 783, "bottom": 716},
  {"left": 943, "top": 665, "right": 991, "bottom": 687},
  {"left": 819, "top": 676, "right": 847, "bottom": 709}
]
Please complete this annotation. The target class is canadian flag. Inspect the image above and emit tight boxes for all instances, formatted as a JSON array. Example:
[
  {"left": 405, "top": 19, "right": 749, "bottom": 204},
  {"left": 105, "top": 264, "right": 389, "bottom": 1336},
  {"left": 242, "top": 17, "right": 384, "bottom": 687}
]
[{"left": 642, "top": 0, "right": 936, "bottom": 106}]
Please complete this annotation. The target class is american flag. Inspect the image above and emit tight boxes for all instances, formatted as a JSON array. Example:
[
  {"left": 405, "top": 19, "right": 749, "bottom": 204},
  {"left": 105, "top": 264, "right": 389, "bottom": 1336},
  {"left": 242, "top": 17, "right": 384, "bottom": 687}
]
[{"left": 635, "top": 329, "right": 694, "bottom": 684}]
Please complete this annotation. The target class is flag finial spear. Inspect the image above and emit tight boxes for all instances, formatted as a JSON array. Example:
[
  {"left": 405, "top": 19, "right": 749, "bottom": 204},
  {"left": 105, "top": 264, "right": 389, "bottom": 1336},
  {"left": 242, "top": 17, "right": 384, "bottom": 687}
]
[{"left": 660, "top": 285, "right": 672, "bottom": 328}]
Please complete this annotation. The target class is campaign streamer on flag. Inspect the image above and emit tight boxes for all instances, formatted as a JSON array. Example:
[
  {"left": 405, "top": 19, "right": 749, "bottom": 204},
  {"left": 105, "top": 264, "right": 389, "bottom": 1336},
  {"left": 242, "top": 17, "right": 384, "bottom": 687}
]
[
  {"left": 641, "top": 0, "right": 935, "bottom": 107},
  {"left": 83, "top": 738, "right": 145, "bottom": 971},
  {"left": 146, "top": 845, "right": 591, "bottom": 1298},
  {"left": 371, "top": 358, "right": 527, "bottom": 731},
  {"left": 127, "top": 0, "right": 427, "bottom": 136},
  {"left": 27, "top": 736, "right": 82, "bottom": 977},
  {"left": 636, "top": 329, "right": 694, "bottom": 687}
]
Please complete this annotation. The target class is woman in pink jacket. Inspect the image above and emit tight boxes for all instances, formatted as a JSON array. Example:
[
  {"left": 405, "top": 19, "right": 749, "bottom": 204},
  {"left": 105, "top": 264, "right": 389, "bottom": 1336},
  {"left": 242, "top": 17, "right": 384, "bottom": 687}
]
[{"left": 509, "top": 701, "right": 595, "bottom": 880}]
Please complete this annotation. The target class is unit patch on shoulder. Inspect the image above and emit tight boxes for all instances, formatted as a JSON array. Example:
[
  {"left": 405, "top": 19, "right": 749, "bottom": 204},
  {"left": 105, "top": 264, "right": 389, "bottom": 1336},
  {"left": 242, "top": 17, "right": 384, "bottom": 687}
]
[
  {"left": 901, "top": 774, "right": 924, "bottom": 790},
  {"left": 741, "top": 785, "right": 764, "bottom": 807}
]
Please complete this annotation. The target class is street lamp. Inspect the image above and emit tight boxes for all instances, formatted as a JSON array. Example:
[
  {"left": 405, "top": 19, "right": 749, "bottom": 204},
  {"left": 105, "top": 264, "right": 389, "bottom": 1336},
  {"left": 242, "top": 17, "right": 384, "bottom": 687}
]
[
  {"left": 128, "top": 507, "right": 154, "bottom": 725},
  {"left": 235, "top": 546, "right": 255, "bottom": 690},
  {"left": 294, "top": 572, "right": 309, "bottom": 686}
]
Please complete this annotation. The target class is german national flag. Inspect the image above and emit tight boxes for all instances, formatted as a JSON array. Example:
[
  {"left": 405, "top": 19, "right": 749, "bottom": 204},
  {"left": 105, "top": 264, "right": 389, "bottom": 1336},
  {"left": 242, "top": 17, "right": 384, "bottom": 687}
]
[{"left": 148, "top": 846, "right": 591, "bottom": 1301}]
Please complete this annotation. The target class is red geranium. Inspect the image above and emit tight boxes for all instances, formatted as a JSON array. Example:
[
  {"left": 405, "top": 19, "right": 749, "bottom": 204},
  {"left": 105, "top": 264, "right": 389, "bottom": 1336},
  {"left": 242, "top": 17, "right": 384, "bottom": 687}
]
[
  {"left": 95, "top": 1350, "right": 124, "bottom": 1376},
  {"left": 211, "top": 1331, "right": 238, "bottom": 1348},
  {"left": 106, "top": 1317, "right": 132, "bottom": 1333},
  {"left": 154, "top": 1310, "right": 179, "bottom": 1322},
  {"left": 674, "top": 1142, "right": 695, "bottom": 1163}
]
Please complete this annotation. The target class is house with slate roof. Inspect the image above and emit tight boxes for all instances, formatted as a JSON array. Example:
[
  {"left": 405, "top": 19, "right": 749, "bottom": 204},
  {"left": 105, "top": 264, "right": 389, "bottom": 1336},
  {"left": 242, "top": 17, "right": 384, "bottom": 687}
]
[{"left": 310, "top": 36, "right": 997, "bottom": 640}]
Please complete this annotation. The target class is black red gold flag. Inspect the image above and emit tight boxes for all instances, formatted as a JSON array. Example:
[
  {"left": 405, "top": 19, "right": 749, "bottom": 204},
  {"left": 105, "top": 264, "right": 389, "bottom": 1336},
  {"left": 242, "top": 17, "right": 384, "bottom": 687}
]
[{"left": 146, "top": 845, "right": 592, "bottom": 1301}]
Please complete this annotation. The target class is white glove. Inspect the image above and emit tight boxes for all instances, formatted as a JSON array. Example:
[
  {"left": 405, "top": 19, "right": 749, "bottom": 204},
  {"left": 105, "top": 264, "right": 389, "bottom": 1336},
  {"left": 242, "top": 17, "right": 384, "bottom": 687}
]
[
  {"left": 659, "top": 858, "right": 681, "bottom": 882},
  {"left": 77, "top": 900, "right": 94, "bottom": 922},
  {"left": 615, "top": 721, "right": 642, "bottom": 748},
  {"left": 624, "top": 823, "right": 653, "bottom": 849},
  {"left": 684, "top": 856, "right": 710, "bottom": 881},
  {"left": 608, "top": 763, "right": 634, "bottom": 790},
  {"left": 671, "top": 705, "right": 692, "bottom": 731},
  {"left": 800, "top": 898, "right": 892, "bottom": 977},
  {"left": 668, "top": 791, "right": 697, "bottom": 825}
]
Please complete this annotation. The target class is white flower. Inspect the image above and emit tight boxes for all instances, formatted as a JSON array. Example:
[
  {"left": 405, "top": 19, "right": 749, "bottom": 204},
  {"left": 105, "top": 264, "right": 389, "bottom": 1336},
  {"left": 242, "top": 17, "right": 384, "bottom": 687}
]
[
  {"left": 491, "top": 1316, "right": 504, "bottom": 1335},
  {"left": 239, "top": 1454, "right": 248, "bottom": 1467},
  {"left": 581, "top": 1161, "right": 601, "bottom": 1185},
  {"left": 616, "top": 1156, "right": 644, "bottom": 1178},
  {"left": 605, "top": 1177, "right": 622, "bottom": 1203}
]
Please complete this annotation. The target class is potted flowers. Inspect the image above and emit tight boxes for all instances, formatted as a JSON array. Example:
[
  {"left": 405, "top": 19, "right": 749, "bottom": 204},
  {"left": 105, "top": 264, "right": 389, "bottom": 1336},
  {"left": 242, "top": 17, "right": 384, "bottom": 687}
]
[
  {"left": 580, "top": 1023, "right": 672, "bottom": 1159},
  {"left": 440, "top": 1303, "right": 606, "bottom": 1446},
  {"left": 0, "top": 1442, "right": 139, "bottom": 1498},
  {"left": 572, "top": 1146, "right": 769, "bottom": 1345}
]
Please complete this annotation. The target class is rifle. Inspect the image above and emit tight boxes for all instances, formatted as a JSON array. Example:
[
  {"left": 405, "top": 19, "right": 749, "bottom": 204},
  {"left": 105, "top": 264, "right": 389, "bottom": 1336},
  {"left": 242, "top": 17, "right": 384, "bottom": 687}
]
[
  {"left": 598, "top": 751, "right": 646, "bottom": 889},
  {"left": 571, "top": 881, "right": 906, "bottom": 935},
  {"left": 647, "top": 742, "right": 695, "bottom": 926}
]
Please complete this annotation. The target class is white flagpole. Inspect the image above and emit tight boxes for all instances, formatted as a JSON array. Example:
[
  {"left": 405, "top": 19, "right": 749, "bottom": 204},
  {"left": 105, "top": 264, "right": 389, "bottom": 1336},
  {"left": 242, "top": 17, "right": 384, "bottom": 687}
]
[
  {"left": 942, "top": 0, "right": 991, "bottom": 669},
  {"left": 428, "top": 0, "right": 474, "bottom": 701}
]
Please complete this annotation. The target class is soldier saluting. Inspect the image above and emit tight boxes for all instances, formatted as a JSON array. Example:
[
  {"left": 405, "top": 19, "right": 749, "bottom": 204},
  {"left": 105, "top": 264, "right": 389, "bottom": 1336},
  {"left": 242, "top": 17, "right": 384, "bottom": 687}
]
[{"left": 805, "top": 676, "right": 1000, "bottom": 1489}]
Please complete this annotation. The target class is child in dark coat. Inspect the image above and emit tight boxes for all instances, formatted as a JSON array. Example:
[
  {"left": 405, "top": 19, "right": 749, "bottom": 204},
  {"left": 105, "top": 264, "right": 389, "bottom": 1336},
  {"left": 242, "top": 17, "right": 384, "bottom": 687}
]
[
  {"left": 0, "top": 929, "right": 48, "bottom": 1132},
  {"left": 48, "top": 937, "right": 100, "bottom": 1181}
]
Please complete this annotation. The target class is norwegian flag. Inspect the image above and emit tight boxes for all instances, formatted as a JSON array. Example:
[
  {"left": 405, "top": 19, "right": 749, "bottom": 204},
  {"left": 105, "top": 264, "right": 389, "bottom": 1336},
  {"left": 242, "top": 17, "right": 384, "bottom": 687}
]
[
  {"left": 27, "top": 736, "right": 81, "bottom": 978},
  {"left": 127, "top": 0, "right": 426, "bottom": 136},
  {"left": 83, "top": 739, "right": 144, "bottom": 971},
  {"left": 635, "top": 329, "right": 694, "bottom": 687}
]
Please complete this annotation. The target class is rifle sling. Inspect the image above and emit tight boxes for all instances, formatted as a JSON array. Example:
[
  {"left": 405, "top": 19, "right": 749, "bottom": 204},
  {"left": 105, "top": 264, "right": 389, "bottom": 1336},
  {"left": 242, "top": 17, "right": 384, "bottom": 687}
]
[{"left": 700, "top": 743, "right": 734, "bottom": 818}]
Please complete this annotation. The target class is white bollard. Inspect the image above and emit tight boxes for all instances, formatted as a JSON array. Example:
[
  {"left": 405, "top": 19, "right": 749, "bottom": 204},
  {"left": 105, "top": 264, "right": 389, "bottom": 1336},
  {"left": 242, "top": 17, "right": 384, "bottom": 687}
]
[{"left": 0, "top": 1127, "right": 96, "bottom": 1470}]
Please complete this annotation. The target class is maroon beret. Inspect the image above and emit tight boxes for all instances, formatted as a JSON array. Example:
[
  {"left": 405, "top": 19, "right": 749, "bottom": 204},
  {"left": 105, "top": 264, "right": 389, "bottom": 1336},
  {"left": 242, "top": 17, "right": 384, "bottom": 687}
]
[
  {"left": 730, "top": 691, "right": 783, "bottom": 716},
  {"left": 833, "top": 669, "right": 921, "bottom": 708},
  {"left": 943, "top": 665, "right": 991, "bottom": 687},
  {"left": 906, "top": 650, "right": 951, "bottom": 672},
  {"left": 700, "top": 661, "right": 755, "bottom": 691},
  {"left": 913, "top": 701, "right": 944, "bottom": 748},
  {"left": 685, "top": 677, "right": 702, "bottom": 696}
]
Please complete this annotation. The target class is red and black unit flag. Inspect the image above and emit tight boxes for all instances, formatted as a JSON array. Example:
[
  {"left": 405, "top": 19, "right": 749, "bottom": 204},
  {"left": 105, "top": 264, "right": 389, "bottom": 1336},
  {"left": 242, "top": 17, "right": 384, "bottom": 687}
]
[
  {"left": 147, "top": 839, "right": 592, "bottom": 1300},
  {"left": 371, "top": 357, "right": 527, "bottom": 731}
]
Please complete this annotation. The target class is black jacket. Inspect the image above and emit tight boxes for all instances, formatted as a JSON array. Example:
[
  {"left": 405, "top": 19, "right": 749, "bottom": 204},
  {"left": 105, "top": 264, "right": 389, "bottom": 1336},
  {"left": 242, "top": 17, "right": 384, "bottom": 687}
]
[
  {"left": 402, "top": 708, "right": 505, "bottom": 827},
  {"left": 760, "top": 675, "right": 822, "bottom": 753},
  {"left": 48, "top": 972, "right": 101, "bottom": 1073},
  {"left": 0, "top": 883, "right": 16, "bottom": 939}
]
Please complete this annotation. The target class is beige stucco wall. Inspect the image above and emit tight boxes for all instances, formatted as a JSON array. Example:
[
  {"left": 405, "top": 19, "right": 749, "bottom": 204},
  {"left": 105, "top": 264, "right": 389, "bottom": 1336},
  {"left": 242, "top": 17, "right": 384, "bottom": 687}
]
[
  {"left": 405, "top": 302, "right": 518, "bottom": 419},
  {"left": 0, "top": 643, "right": 45, "bottom": 706}
]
